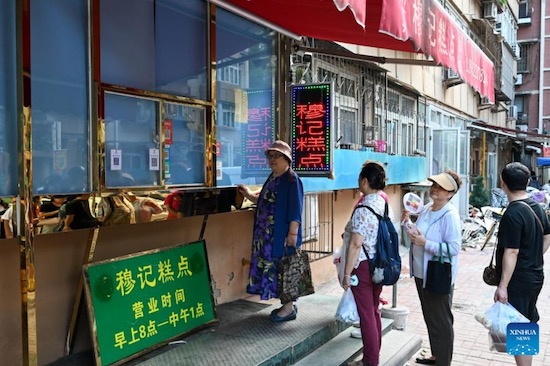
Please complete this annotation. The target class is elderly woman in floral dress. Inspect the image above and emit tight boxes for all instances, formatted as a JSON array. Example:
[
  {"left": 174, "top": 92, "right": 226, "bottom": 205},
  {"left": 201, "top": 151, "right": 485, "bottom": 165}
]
[{"left": 238, "top": 140, "right": 304, "bottom": 322}]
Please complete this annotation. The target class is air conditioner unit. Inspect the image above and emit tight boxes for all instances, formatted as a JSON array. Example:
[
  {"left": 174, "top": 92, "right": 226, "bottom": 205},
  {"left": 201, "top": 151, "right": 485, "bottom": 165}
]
[
  {"left": 483, "top": 2, "right": 497, "bottom": 21},
  {"left": 480, "top": 96, "right": 492, "bottom": 105},
  {"left": 515, "top": 74, "right": 523, "bottom": 85},
  {"left": 512, "top": 44, "right": 521, "bottom": 59},
  {"left": 508, "top": 105, "right": 518, "bottom": 119},
  {"left": 444, "top": 68, "right": 460, "bottom": 80}
]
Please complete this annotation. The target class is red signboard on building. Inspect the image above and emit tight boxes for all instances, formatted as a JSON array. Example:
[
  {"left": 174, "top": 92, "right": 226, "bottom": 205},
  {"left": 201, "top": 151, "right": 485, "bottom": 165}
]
[{"left": 290, "top": 83, "right": 333, "bottom": 177}]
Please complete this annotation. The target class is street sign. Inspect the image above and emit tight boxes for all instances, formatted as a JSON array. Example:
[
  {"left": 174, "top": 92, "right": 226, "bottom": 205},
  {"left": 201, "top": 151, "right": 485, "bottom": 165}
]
[{"left": 83, "top": 240, "right": 217, "bottom": 366}]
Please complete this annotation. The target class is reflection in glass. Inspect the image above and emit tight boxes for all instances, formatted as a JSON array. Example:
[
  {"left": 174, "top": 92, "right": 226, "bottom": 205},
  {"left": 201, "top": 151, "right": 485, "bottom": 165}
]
[
  {"left": 0, "top": 0, "right": 18, "bottom": 196},
  {"left": 164, "top": 103, "right": 205, "bottom": 185},
  {"left": 216, "top": 9, "right": 277, "bottom": 187},
  {"left": 100, "top": 0, "right": 207, "bottom": 100},
  {"left": 104, "top": 93, "right": 161, "bottom": 188},
  {"left": 31, "top": 0, "right": 90, "bottom": 194}
]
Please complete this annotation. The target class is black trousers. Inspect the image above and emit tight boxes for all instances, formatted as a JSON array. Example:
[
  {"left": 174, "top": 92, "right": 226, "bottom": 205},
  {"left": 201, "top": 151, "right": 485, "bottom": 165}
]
[{"left": 415, "top": 277, "right": 454, "bottom": 366}]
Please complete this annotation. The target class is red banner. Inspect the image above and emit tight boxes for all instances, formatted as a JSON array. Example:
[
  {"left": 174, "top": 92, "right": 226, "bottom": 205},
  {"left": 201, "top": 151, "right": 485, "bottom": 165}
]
[{"left": 379, "top": 0, "right": 495, "bottom": 103}]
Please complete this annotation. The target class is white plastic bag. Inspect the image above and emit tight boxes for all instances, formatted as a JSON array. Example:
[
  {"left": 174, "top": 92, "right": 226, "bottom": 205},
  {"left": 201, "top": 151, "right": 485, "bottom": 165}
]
[
  {"left": 335, "top": 288, "right": 359, "bottom": 324},
  {"left": 332, "top": 246, "right": 345, "bottom": 283},
  {"left": 475, "top": 302, "right": 529, "bottom": 352}
]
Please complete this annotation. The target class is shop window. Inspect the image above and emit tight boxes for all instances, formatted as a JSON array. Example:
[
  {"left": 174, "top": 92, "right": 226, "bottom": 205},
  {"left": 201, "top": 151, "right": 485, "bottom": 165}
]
[
  {"left": 215, "top": 8, "right": 277, "bottom": 185},
  {"left": 104, "top": 93, "right": 161, "bottom": 188},
  {"left": 0, "top": 0, "right": 17, "bottom": 196},
  {"left": 30, "top": 0, "right": 90, "bottom": 194},
  {"left": 163, "top": 102, "right": 206, "bottom": 186},
  {"left": 100, "top": 0, "right": 207, "bottom": 100}
]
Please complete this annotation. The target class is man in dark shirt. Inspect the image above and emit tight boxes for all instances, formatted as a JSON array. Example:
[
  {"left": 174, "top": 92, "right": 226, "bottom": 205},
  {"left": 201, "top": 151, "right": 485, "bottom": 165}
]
[
  {"left": 496, "top": 162, "right": 550, "bottom": 366},
  {"left": 63, "top": 194, "right": 98, "bottom": 231}
]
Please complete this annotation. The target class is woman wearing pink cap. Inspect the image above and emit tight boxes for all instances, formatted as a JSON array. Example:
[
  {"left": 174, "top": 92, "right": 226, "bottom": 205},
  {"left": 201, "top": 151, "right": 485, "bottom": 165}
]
[{"left": 238, "top": 140, "right": 304, "bottom": 322}]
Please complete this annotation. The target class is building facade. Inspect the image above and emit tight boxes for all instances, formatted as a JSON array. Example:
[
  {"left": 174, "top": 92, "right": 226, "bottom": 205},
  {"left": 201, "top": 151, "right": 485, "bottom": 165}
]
[{"left": 0, "top": 0, "right": 532, "bottom": 364}]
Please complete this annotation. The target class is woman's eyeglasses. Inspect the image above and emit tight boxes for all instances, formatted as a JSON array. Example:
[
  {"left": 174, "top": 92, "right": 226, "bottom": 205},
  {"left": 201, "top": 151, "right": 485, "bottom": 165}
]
[{"left": 266, "top": 152, "right": 283, "bottom": 160}]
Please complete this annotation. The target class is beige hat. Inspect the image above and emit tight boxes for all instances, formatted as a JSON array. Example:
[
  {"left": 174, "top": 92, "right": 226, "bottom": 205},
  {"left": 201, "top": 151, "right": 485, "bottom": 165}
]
[
  {"left": 265, "top": 140, "right": 292, "bottom": 163},
  {"left": 428, "top": 172, "right": 458, "bottom": 192}
]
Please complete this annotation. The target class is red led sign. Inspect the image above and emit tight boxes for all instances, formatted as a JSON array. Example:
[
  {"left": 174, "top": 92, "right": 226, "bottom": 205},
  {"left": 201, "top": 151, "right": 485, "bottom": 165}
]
[
  {"left": 290, "top": 83, "right": 333, "bottom": 176},
  {"left": 241, "top": 90, "right": 274, "bottom": 177}
]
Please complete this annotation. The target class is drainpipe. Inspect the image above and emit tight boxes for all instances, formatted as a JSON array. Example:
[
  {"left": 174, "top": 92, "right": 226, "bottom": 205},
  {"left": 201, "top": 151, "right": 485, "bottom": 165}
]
[{"left": 539, "top": 0, "right": 546, "bottom": 134}]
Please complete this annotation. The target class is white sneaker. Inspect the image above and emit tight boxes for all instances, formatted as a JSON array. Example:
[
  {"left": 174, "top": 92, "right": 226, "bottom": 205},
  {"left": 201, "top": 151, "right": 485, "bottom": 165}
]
[{"left": 350, "top": 329, "right": 362, "bottom": 339}]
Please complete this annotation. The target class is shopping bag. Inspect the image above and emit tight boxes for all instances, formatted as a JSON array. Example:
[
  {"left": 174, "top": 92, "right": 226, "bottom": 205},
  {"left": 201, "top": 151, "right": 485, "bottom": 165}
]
[
  {"left": 474, "top": 302, "right": 530, "bottom": 352},
  {"left": 425, "top": 242, "right": 452, "bottom": 295},
  {"left": 278, "top": 249, "right": 315, "bottom": 303},
  {"left": 335, "top": 288, "right": 359, "bottom": 324}
]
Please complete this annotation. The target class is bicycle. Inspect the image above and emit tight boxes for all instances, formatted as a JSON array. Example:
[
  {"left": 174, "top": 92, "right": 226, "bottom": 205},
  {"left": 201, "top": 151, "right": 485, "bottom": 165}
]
[{"left": 479, "top": 207, "right": 505, "bottom": 251}]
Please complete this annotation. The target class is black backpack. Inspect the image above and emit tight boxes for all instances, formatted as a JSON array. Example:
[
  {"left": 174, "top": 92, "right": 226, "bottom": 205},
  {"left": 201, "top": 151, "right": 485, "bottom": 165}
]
[{"left": 355, "top": 203, "right": 401, "bottom": 285}]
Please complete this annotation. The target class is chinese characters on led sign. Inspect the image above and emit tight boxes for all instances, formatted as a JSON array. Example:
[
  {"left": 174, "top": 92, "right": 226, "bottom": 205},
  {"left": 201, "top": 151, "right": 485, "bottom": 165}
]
[
  {"left": 290, "top": 83, "right": 333, "bottom": 177},
  {"left": 84, "top": 241, "right": 215, "bottom": 366},
  {"left": 241, "top": 90, "right": 274, "bottom": 177}
]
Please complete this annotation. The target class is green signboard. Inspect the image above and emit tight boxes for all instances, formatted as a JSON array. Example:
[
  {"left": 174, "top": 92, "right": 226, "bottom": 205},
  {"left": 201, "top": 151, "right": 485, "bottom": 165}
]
[{"left": 83, "top": 240, "right": 217, "bottom": 366}]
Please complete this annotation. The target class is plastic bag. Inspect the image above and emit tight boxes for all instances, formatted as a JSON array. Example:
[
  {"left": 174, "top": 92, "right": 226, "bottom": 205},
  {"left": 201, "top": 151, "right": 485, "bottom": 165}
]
[
  {"left": 335, "top": 288, "right": 359, "bottom": 324},
  {"left": 332, "top": 246, "right": 345, "bottom": 283},
  {"left": 475, "top": 302, "right": 529, "bottom": 351}
]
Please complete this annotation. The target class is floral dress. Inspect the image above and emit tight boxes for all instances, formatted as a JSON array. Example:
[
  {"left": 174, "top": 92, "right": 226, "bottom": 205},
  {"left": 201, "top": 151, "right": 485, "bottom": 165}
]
[{"left": 246, "top": 175, "right": 281, "bottom": 300}]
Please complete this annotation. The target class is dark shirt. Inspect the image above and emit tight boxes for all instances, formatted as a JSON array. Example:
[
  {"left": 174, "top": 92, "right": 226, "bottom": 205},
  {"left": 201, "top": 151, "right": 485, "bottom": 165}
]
[
  {"left": 65, "top": 199, "right": 98, "bottom": 230},
  {"left": 40, "top": 201, "right": 61, "bottom": 214},
  {"left": 496, "top": 198, "right": 550, "bottom": 288}
]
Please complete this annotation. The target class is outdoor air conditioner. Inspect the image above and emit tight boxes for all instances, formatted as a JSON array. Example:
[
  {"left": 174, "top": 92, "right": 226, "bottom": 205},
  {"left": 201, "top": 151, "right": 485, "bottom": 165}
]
[
  {"left": 515, "top": 74, "right": 523, "bottom": 85},
  {"left": 483, "top": 2, "right": 497, "bottom": 21},
  {"left": 480, "top": 96, "right": 492, "bottom": 105},
  {"left": 444, "top": 68, "right": 460, "bottom": 80},
  {"left": 508, "top": 105, "right": 518, "bottom": 119},
  {"left": 512, "top": 44, "right": 521, "bottom": 59}
]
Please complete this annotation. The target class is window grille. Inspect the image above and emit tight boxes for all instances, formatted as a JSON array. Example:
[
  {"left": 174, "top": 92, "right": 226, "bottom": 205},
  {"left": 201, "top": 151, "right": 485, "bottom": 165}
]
[{"left": 300, "top": 192, "right": 334, "bottom": 261}]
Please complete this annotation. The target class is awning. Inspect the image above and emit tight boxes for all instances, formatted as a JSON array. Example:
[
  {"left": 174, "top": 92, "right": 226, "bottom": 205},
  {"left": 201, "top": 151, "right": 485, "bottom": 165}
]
[
  {"left": 468, "top": 124, "right": 516, "bottom": 138},
  {"left": 219, "top": 0, "right": 495, "bottom": 102}
]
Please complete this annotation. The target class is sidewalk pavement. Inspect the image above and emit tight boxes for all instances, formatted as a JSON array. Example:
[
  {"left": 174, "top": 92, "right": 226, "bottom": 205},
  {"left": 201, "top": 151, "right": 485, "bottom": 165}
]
[{"left": 315, "top": 244, "right": 550, "bottom": 366}]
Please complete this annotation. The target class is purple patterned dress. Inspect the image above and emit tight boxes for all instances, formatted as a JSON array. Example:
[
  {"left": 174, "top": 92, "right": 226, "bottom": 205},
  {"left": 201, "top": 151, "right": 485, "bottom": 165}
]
[{"left": 246, "top": 175, "right": 281, "bottom": 300}]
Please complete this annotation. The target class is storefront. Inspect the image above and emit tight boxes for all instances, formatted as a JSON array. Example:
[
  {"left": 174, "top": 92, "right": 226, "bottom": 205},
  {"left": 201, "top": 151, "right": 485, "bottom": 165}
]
[{"left": 0, "top": 0, "right": 496, "bottom": 364}]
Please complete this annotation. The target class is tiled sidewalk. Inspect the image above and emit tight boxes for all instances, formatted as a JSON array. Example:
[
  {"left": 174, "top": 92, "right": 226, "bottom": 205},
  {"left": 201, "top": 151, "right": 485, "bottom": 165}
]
[{"left": 316, "top": 245, "right": 550, "bottom": 365}]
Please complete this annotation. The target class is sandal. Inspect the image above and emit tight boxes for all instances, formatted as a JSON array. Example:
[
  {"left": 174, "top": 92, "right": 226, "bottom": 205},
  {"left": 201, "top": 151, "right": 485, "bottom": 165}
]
[
  {"left": 270, "top": 309, "right": 297, "bottom": 322},
  {"left": 415, "top": 357, "right": 436, "bottom": 365},
  {"left": 270, "top": 304, "right": 298, "bottom": 316}
]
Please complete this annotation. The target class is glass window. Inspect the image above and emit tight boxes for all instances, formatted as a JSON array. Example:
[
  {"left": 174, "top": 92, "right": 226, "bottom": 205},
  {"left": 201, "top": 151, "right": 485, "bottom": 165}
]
[
  {"left": 164, "top": 103, "right": 206, "bottom": 185},
  {"left": 0, "top": 0, "right": 17, "bottom": 196},
  {"left": 104, "top": 93, "right": 161, "bottom": 188},
  {"left": 100, "top": 0, "right": 207, "bottom": 100},
  {"left": 216, "top": 9, "right": 277, "bottom": 186},
  {"left": 31, "top": 0, "right": 90, "bottom": 194}
]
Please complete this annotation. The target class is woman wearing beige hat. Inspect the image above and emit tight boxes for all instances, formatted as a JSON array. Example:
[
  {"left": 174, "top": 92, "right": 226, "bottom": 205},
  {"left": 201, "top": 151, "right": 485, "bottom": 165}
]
[
  {"left": 402, "top": 170, "right": 462, "bottom": 366},
  {"left": 238, "top": 140, "right": 304, "bottom": 322}
]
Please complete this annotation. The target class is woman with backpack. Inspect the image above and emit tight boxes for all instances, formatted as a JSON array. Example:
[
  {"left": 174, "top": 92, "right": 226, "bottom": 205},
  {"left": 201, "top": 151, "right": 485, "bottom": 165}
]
[
  {"left": 342, "top": 161, "right": 387, "bottom": 366},
  {"left": 402, "top": 170, "right": 462, "bottom": 366}
]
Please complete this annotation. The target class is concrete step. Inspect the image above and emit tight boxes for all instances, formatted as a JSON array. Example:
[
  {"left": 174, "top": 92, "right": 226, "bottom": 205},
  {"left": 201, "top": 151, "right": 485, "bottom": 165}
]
[
  {"left": 292, "top": 318, "right": 395, "bottom": 366},
  {"left": 129, "top": 294, "right": 351, "bottom": 366},
  {"left": 49, "top": 295, "right": 416, "bottom": 366}
]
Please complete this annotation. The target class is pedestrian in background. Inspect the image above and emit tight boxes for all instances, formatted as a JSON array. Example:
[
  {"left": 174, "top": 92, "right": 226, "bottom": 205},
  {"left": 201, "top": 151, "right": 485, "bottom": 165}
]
[
  {"left": 402, "top": 170, "right": 462, "bottom": 365},
  {"left": 495, "top": 162, "right": 550, "bottom": 366},
  {"left": 238, "top": 140, "right": 304, "bottom": 322},
  {"left": 342, "top": 161, "right": 387, "bottom": 366}
]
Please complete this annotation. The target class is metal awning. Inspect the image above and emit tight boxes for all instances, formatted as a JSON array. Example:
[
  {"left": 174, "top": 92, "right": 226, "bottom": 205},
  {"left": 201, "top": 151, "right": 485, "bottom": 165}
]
[{"left": 468, "top": 124, "right": 517, "bottom": 138}]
